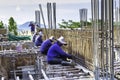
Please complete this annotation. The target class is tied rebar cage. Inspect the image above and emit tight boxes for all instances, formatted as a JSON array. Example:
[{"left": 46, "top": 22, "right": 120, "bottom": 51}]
[
  {"left": 35, "top": 10, "right": 40, "bottom": 28},
  {"left": 79, "top": 8, "right": 88, "bottom": 29},
  {"left": 91, "top": 0, "right": 114, "bottom": 80}
]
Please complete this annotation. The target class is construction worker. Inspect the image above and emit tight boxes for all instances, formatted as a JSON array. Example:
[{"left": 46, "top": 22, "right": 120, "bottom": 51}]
[
  {"left": 29, "top": 22, "right": 35, "bottom": 35},
  {"left": 34, "top": 30, "right": 43, "bottom": 47},
  {"left": 32, "top": 32, "right": 38, "bottom": 42},
  {"left": 38, "top": 29, "right": 43, "bottom": 36},
  {"left": 40, "top": 36, "right": 55, "bottom": 55},
  {"left": 47, "top": 36, "right": 74, "bottom": 66}
]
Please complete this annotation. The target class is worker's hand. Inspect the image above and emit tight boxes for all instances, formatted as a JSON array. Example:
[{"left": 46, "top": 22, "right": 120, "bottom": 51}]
[
  {"left": 64, "top": 43, "right": 67, "bottom": 46},
  {"left": 68, "top": 54, "right": 73, "bottom": 59},
  {"left": 67, "top": 58, "right": 71, "bottom": 61}
]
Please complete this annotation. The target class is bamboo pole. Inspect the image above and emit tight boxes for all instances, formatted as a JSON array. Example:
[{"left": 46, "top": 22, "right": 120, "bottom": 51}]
[{"left": 39, "top": 4, "right": 48, "bottom": 38}]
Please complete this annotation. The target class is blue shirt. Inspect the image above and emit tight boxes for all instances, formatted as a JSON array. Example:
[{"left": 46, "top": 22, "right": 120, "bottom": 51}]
[
  {"left": 47, "top": 42, "right": 71, "bottom": 61},
  {"left": 40, "top": 39, "right": 52, "bottom": 54},
  {"left": 35, "top": 36, "right": 43, "bottom": 46},
  {"left": 29, "top": 23, "right": 35, "bottom": 32},
  {"left": 32, "top": 33, "right": 37, "bottom": 42}
]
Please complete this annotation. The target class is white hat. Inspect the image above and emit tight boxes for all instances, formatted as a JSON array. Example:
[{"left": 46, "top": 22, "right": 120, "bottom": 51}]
[
  {"left": 49, "top": 36, "right": 54, "bottom": 41},
  {"left": 39, "top": 32, "right": 43, "bottom": 36},
  {"left": 57, "top": 36, "right": 67, "bottom": 44}
]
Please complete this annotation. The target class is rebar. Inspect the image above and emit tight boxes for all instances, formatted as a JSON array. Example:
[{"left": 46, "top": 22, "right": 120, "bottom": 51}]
[
  {"left": 35, "top": 10, "right": 40, "bottom": 28},
  {"left": 92, "top": 0, "right": 114, "bottom": 79},
  {"left": 47, "top": 2, "right": 50, "bottom": 29},
  {"left": 53, "top": 3, "right": 56, "bottom": 29},
  {"left": 91, "top": 0, "right": 100, "bottom": 79},
  {"left": 79, "top": 8, "right": 88, "bottom": 29}
]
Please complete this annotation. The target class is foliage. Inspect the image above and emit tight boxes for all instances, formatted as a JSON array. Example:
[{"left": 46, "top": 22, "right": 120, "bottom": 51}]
[
  {"left": 58, "top": 19, "right": 80, "bottom": 29},
  {"left": 0, "top": 21, "right": 4, "bottom": 28},
  {"left": 58, "top": 18, "right": 120, "bottom": 29},
  {"left": 8, "top": 17, "right": 18, "bottom": 35}
]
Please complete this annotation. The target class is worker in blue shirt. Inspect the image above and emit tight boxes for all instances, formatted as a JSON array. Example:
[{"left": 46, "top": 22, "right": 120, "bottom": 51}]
[
  {"left": 32, "top": 32, "right": 38, "bottom": 42},
  {"left": 35, "top": 30, "right": 43, "bottom": 47},
  {"left": 29, "top": 22, "right": 35, "bottom": 34},
  {"left": 40, "top": 36, "right": 55, "bottom": 55},
  {"left": 47, "top": 36, "right": 73, "bottom": 65}
]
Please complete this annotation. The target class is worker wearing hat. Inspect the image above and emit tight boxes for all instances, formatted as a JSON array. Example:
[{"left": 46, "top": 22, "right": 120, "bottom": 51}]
[
  {"left": 40, "top": 36, "right": 55, "bottom": 55},
  {"left": 34, "top": 31, "right": 43, "bottom": 47},
  {"left": 47, "top": 36, "right": 73, "bottom": 65},
  {"left": 29, "top": 21, "right": 35, "bottom": 35}
]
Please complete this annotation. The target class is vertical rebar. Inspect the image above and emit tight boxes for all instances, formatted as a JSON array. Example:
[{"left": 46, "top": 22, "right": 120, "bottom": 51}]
[
  {"left": 105, "top": 0, "right": 109, "bottom": 79},
  {"left": 35, "top": 10, "right": 40, "bottom": 28},
  {"left": 47, "top": 2, "right": 50, "bottom": 29},
  {"left": 79, "top": 8, "right": 88, "bottom": 29},
  {"left": 53, "top": 3, "right": 56, "bottom": 29},
  {"left": 109, "top": 0, "right": 114, "bottom": 79},
  {"left": 49, "top": 3, "right": 52, "bottom": 29},
  {"left": 119, "top": 0, "right": 120, "bottom": 43},
  {"left": 11, "top": 55, "right": 17, "bottom": 80},
  {"left": 101, "top": 0, "right": 105, "bottom": 79},
  {"left": 91, "top": 0, "right": 100, "bottom": 79}
]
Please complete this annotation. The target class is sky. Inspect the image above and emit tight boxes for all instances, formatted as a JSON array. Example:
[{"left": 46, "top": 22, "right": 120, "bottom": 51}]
[{"left": 0, "top": 0, "right": 92, "bottom": 26}]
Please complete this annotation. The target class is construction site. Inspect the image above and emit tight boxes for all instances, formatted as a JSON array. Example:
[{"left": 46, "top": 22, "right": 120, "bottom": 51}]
[{"left": 0, "top": 0, "right": 120, "bottom": 80}]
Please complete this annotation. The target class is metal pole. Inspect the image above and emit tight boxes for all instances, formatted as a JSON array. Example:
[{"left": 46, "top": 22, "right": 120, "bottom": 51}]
[
  {"left": 106, "top": 0, "right": 111, "bottom": 77},
  {"left": 119, "top": 0, "right": 120, "bottom": 43},
  {"left": 37, "top": 54, "right": 41, "bottom": 79},
  {"left": 91, "top": 0, "right": 100, "bottom": 79},
  {"left": 101, "top": 0, "right": 105, "bottom": 79},
  {"left": 11, "top": 55, "right": 17, "bottom": 80},
  {"left": 105, "top": 0, "right": 109, "bottom": 79},
  {"left": 47, "top": 2, "right": 50, "bottom": 29},
  {"left": 35, "top": 10, "right": 40, "bottom": 28},
  {"left": 79, "top": 9, "right": 87, "bottom": 29},
  {"left": 109, "top": 0, "right": 114, "bottom": 79},
  {"left": 53, "top": 3, "right": 56, "bottom": 29},
  {"left": 49, "top": 3, "right": 52, "bottom": 29}
]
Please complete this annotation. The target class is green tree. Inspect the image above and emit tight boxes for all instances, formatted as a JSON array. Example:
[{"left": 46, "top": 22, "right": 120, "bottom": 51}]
[
  {"left": 58, "top": 19, "right": 80, "bottom": 29},
  {"left": 0, "top": 21, "right": 4, "bottom": 28},
  {"left": 8, "top": 17, "right": 18, "bottom": 35},
  {"left": 58, "top": 19, "right": 69, "bottom": 28}
]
